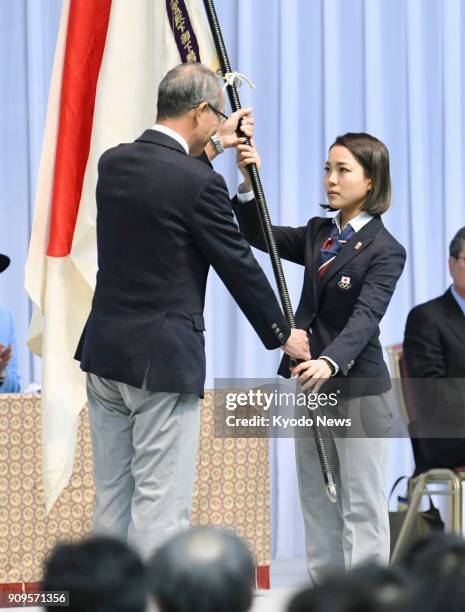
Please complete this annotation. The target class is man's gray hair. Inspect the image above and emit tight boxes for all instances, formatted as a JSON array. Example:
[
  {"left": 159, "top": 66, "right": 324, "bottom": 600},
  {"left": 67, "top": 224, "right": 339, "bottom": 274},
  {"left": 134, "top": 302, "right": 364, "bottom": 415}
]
[
  {"left": 148, "top": 526, "right": 255, "bottom": 612},
  {"left": 449, "top": 227, "right": 465, "bottom": 258},
  {"left": 157, "top": 63, "right": 223, "bottom": 119}
]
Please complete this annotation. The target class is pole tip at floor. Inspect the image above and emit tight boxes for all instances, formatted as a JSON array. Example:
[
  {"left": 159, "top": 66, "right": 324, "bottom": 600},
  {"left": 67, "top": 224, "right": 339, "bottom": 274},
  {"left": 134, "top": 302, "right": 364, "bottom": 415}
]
[{"left": 326, "top": 483, "right": 337, "bottom": 503}]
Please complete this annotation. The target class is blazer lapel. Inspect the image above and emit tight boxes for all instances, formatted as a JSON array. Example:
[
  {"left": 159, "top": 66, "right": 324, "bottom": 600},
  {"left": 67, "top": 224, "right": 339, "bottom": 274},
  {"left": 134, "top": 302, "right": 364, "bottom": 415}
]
[
  {"left": 307, "top": 219, "right": 332, "bottom": 306},
  {"left": 442, "top": 289, "right": 465, "bottom": 344},
  {"left": 317, "top": 216, "right": 383, "bottom": 298}
]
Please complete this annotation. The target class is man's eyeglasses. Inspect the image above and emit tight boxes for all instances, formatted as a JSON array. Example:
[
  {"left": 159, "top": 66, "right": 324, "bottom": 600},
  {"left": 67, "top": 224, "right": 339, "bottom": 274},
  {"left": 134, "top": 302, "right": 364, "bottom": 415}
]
[{"left": 191, "top": 101, "right": 228, "bottom": 123}]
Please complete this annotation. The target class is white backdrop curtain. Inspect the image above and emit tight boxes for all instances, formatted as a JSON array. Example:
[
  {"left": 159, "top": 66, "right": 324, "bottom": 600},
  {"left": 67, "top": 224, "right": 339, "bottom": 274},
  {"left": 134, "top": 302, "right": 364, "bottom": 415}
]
[
  {"left": 1, "top": 0, "right": 464, "bottom": 559},
  {"left": 0, "top": 0, "right": 62, "bottom": 386}
]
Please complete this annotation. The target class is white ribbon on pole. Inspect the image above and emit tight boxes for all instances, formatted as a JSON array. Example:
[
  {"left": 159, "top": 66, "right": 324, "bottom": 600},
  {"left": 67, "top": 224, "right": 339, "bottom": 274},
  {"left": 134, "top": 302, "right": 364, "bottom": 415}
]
[{"left": 221, "top": 70, "right": 255, "bottom": 90}]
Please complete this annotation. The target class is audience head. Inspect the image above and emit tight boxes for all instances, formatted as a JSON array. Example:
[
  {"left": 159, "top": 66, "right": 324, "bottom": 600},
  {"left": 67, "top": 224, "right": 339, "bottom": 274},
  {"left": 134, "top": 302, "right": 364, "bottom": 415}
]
[
  {"left": 403, "top": 533, "right": 465, "bottom": 579},
  {"left": 449, "top": 227, "right": 465, "bottom": 297},
  {"left": 0, "top": 253, "right": 10, "bottom": 273},
  {"left": 42, "top": 536, "right": 146, "bottom": 612},
  {"left": 401, "top": 534, "right": 465, "bottom": 612},
  {"left": 288, "top": 563, "right": 412, "bottom": 612},
  {"left": 148, "top": 526, "right": 255, "bottom": 612}
]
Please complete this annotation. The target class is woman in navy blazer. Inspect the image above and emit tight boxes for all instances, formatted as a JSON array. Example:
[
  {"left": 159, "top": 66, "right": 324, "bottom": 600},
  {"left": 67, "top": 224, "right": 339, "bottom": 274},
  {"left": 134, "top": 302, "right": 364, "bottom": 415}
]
[{"left": 234, "top": 132, "right": 406, "bottom": 582}]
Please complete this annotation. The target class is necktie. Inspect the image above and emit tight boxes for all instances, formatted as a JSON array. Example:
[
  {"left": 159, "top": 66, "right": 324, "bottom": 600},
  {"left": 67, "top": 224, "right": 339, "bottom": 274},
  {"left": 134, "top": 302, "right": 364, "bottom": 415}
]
[{"left": 319, "top": 223, "right": 355, "bottom": 278}]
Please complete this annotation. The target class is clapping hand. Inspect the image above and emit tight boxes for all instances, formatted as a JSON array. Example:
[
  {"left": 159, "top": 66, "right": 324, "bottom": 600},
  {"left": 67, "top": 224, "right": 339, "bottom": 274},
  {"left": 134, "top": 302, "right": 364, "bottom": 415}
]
[{"left": 0, "top": 344, "right": 12, "bottom": 377}]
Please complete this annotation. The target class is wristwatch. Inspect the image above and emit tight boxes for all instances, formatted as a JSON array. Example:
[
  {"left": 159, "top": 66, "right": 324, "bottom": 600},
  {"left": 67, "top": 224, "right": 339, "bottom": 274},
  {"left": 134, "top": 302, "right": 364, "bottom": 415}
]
[{"left": 210, "top": 133, "right": 224, "bottom": 155}]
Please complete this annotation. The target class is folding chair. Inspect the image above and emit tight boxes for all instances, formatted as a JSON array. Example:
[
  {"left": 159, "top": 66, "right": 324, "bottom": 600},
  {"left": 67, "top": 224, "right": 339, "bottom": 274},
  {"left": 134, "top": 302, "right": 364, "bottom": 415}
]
[{"left": 386, "top": 343, "right": 465, "bottom": 563}]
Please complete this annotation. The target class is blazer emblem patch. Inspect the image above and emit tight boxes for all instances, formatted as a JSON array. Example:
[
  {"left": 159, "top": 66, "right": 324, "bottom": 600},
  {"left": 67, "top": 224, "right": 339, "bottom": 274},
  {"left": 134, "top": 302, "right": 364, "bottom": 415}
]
[{"left": 338, "top": 275, "right": 352, "bottom": 290}]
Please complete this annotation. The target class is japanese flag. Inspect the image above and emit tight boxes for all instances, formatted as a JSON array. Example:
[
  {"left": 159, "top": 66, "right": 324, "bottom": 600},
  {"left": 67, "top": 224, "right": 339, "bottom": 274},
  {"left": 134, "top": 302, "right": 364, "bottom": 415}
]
[{"left": 25, "top": 0, "right": 218, "bottom": 512}]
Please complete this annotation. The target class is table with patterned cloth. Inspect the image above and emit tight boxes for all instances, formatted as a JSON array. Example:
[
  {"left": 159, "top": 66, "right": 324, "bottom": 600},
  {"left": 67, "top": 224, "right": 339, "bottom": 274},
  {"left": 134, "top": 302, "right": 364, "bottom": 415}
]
[{"left": 0, "top": 393, "right": 270, "bottom": 589}]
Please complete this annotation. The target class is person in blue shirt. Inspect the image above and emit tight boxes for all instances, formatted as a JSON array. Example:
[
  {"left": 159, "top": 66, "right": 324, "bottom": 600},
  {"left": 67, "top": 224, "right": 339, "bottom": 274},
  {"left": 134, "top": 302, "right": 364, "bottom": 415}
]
[{"left": 0, "top": 254, "right": 20, "bottom": 392}]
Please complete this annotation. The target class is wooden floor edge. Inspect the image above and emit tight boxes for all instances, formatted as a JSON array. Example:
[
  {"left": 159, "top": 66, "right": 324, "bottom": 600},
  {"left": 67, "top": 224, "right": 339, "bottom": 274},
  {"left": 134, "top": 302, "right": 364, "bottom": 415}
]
[
  {"left": 0, "top": 583, "right": 43, "bottom": 608},
  {"left": 0, "top": 569, "right": 270, "bottom": 606}
]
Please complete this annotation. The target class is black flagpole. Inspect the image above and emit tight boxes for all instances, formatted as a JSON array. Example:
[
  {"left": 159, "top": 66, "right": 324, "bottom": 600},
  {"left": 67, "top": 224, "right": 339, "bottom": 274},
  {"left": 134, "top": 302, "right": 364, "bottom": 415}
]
[{"left": 202, "top": 0, "right": 337, "bottom": 502}]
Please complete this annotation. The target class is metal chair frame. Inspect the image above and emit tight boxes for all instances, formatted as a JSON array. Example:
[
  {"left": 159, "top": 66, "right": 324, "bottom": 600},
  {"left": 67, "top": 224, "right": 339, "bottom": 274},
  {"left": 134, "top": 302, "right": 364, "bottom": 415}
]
[{"left": 386, "top": 343, "right": 465, "bottom": 564}]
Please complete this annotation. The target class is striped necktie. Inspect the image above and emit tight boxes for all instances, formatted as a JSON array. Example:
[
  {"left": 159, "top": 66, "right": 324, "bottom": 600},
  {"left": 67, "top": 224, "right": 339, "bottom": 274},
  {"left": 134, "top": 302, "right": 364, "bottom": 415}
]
[{"left": 319, "top": 223, "right": 355, "bottom": 278}]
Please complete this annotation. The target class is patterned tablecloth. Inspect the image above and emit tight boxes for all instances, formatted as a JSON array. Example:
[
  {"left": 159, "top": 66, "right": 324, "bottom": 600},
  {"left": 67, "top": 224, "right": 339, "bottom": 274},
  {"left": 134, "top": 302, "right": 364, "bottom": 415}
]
[{"left": 0, "top": 393, "right": 270, "bottom": 587}]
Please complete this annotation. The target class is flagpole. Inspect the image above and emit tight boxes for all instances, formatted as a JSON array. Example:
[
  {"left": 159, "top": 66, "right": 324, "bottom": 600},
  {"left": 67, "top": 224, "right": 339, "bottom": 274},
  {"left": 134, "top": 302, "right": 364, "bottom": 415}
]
[{"left": 202, "top": 0, "right": 337, "bottom": 502}]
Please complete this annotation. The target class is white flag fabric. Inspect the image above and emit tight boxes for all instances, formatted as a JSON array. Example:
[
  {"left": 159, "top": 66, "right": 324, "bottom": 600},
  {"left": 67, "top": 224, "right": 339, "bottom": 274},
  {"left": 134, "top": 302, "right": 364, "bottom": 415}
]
[{"left": 25, "top": 0, "right": 218, "bottom": 512}]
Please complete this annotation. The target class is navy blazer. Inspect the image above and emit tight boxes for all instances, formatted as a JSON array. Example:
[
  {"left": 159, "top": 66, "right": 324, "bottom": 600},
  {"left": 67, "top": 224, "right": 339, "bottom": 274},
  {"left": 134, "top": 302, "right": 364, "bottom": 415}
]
[
  {"left": 403, "top": 289, "right": 465, "bottom": 471},
  {"left": 75, "top": 131, "right": 291, "bottom": 396},
  {"left": 233, "top": 199, "right": 406, "bottom": 396},
  {"left": 404, "top": 289, "right": 465, "bottom": 379}
]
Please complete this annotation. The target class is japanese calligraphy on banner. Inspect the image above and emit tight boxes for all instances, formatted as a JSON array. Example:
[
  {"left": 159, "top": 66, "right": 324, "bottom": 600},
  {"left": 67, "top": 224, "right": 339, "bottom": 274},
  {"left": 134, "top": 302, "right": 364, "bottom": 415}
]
[{"left": 166, "top": 0, "right": 201, "bottom": 63}]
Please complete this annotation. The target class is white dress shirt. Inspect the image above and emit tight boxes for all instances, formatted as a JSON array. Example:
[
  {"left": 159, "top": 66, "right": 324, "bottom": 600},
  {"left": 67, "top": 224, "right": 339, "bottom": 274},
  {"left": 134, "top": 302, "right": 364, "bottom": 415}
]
[
  {"left": 333, "top": 210, "right": 373, "bottom": 233},
  {"left": 151, "top": 124, "right": 189, "bottom": 154}
]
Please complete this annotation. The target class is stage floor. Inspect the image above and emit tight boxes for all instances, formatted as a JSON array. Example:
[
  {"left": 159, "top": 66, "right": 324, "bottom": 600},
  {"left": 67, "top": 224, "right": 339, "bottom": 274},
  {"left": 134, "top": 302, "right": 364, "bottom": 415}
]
[{"left": 253, "top": 558, "right": 309, "bottom": 611}]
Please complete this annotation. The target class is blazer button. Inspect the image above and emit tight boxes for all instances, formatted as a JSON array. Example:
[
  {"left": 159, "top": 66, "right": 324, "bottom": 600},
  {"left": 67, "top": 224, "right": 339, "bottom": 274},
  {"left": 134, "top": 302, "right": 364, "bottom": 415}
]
[
  {"left": 278, "top": 333, "right": 285, "bottom": 341},
  {"left": 272, "top": 323, "right": 278, "bottom": 330},
  {"left": 275, "top": 327, "right": 281, "bottom": 334}
]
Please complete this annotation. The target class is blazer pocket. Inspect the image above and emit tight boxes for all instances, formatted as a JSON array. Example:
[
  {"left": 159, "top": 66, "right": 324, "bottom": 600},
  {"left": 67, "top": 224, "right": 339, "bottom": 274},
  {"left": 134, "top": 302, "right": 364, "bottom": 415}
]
[
  {"left": 357, "top": 345, "right": 381, "bottom": 364},
  {"left": 357, "top": 355, "right": 380, "bottom": 364},
  {"left": 191, "top": 314, "right": 206, "bottom": 331}
]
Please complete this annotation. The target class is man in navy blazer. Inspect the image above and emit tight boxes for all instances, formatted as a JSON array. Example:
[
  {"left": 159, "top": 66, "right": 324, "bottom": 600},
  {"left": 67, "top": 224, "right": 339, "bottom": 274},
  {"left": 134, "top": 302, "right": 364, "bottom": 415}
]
[
  {"left": 404, "top": 227, "right": 465, "bottom": 473},
  {"left": 75, "top": 63, "right": 309, "bottom": 557}
]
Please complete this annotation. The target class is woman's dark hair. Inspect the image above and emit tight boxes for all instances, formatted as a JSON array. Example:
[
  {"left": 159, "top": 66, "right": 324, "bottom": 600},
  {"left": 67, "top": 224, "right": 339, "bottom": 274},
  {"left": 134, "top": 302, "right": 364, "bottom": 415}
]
[{"left": 324, "top": 132, "right": 391, "bottom": 215}]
